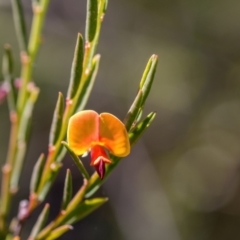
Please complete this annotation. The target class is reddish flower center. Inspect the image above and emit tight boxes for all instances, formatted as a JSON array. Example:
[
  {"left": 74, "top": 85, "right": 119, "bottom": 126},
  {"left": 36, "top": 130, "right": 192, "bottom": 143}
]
[{"left": 90, "top": 145, "right": 112, "bottom": 179}]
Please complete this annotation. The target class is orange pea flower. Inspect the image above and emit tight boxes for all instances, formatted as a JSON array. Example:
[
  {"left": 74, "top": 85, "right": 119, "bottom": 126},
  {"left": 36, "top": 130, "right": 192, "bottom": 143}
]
[{"left": 67, "top": 110, "right": 130, "bottom": 179}]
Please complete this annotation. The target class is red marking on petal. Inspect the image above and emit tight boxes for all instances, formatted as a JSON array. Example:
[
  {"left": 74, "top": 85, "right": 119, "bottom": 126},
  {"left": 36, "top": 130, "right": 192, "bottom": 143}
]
[
  {"left": 90, "top": 145, "right": 111, "bottom": 166},
  {"left": 90, "top": 145, "right": 112, "bottom": 179}
]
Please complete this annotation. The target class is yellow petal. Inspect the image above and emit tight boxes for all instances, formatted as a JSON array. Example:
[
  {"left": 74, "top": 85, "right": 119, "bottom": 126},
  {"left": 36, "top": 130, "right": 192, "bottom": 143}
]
[
  {"left": 99, "top": 113, "right": 130, "bottom": 157},
  {"left": 67, "top": 110, "right": 99, "bottom": 155}
]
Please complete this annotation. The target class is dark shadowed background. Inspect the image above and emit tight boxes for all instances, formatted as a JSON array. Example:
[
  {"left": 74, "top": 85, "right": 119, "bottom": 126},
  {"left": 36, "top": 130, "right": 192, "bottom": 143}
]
[{"left": 1, "top": 0, "right": 240, "bottom": 239}]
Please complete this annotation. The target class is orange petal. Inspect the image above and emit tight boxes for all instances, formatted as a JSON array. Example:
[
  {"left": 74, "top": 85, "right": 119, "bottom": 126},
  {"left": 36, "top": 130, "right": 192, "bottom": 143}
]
[
  {"left": 67, "top": 110, "right": 99, "bottom": 155},
  {"left": 99, "top": 113, "right": 130, "bottom": 157}
]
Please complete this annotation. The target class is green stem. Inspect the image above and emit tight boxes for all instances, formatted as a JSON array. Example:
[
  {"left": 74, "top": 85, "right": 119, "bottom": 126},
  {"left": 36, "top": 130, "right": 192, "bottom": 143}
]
[
  {"left": 36, "top": 0, "right": 106, "bottom": 197},
  {"left": 0, "top": 0, "right": 50, "bottom": 235},
  {"left": 17, "top": 52, "right": 32, "bottom": 114},
  {"left": 17, "top": 0, "right": 50, "bottom": 114},
  {"left": 36, "top": 102, "right": 73, "bottom": 194},
  {"left": 0, "top": 112, "right": 18, "bottom": 233},
  {"left": 3, "top": 1, "right": 106, "bottom": 235},
  {"left": 28, "top": 1, "right": 50, "bottom": 61},
  {"left": 15, "top": 0, "right": 50, "bottom": 187},
  {"left": 0, "top": 164, "right": 11, "bottom": 233}
]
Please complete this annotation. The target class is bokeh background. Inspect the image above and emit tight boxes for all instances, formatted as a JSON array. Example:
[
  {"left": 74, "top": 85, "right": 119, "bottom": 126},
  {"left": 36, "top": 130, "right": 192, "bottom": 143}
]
[{"left": 1, "top": 0, "right": 240, "bottom": 239}]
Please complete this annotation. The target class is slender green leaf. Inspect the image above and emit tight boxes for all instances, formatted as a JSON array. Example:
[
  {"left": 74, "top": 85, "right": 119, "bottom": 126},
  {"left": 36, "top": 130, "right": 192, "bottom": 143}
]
[
  {"left": 86, "top": 0, "right": 98, "bottom": 42},
  {"left": 124, "top": 54, "right": 157, "bottom": 132},
  {"left": 82, "top": 0, "right": 105, "bottom": 69},
  {"left": 37, "top": 180, "right": 88, "bottom": 239},
  {"left": 29, "top": 203, "right": 50, "bottom": 239},
  {"left": 38, "top": 163, "right": 62, "bottom": 202},
  {"left": 10, "top": 0, "right": 28, "bottom": 52},
  {"left": 129, "top": 112, "right": 156, "bottom": 145},
  {"left": 2, "top": 45, "right": 17, "bottom": 111},
  {"left": 65, "top": 179, "right": 88, "bottom": 213},
  {"left": 135, "top": 108, "right": 143, "bottom": 123},
  {"left": 67, "top": 34, "right": 84, "bottom": 99},
  {"left": 75, "top": 54, "right": 100, "bottom": 112},
  {"left": 2, "top": 44, "right": 14, "bottom": 77},
  {"left": 44, "top": 225, "right": 73, "bottom": 240},
  {"left": 49, "top": 92, "right": 64, "bottom": 146},
  {"left": 28, "top": 0, "right": 50, "bottom": 60},
  {"left": 103, "top": 0, "right": 108, "bottom": 13},
  {"left": 66, "top": 198, "right": 108, "bottom": 224},
  {"left": 61, "top": 169, "right": 73, "bottom": 210},
  {"left": 139, "top": 54, "right": 158, "bottom": 105},
  {"left": 124, "top": 90, "right": 143, "bottom": 131},
  {"left": 62, "top": 141, "right": 90, "bottom": 180},
  {"left": 53, "top": 179, "right": 88, "bottom": 228},
  {"left": 56, "top": 143, "right": 66, "bottom": 163},
  {"left": 30, "top": 153, "right": 45, "bottom": 193},
  {"left": 18, "top": 86, "right": 39, "bottom": 141}
]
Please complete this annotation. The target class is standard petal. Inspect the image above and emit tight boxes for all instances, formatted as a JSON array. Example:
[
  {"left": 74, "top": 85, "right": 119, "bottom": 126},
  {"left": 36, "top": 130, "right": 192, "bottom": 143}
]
[
  {"left": 99, "top": 113, "right": 130, "bottom": 157},
  {"left": 67, "top": 110, "right": 99, "bottom": 155}
]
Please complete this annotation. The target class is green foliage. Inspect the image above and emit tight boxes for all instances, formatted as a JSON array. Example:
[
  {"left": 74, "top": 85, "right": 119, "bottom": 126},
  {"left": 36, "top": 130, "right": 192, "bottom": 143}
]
[
  {"left": 30, "top": 154, "right": 45, "bottom": 194},
  {"left": 67, "top": 34, "right": 84, "bottom": 100},
  {"left": 10, "top": 0, "right": 28, "bottom": 52},
  {"left": 49, "top": 92, "right": 64, "bottom": 146},
  {"left": 44, "top": 225, "right": 73, "bottom": 240},
  {"left": 62, "top": 142, "right": 90, "bottom": 180},
  {"left": 140, "top": 54, "right": 158, "bottom": 105},
  {"left": 86, "top": 0, "right": 99, "bottom": 42},
  {"left": 0, "top": 0, "right": 157, "bottom": 239},
  {"left": 61, "top": 169, "right": 73, "bottom": 211},
  {"left": 29, "top": 203, "right": 50, "bottom": 239},
  {"left": 2, "top": 45, "right": 16, "bottom": 112}
]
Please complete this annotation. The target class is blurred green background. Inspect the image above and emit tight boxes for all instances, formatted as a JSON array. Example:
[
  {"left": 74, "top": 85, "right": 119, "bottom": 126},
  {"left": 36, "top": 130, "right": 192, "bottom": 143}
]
[{"left": 1, "top": 0, "right": 240, "bottom": 239}]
